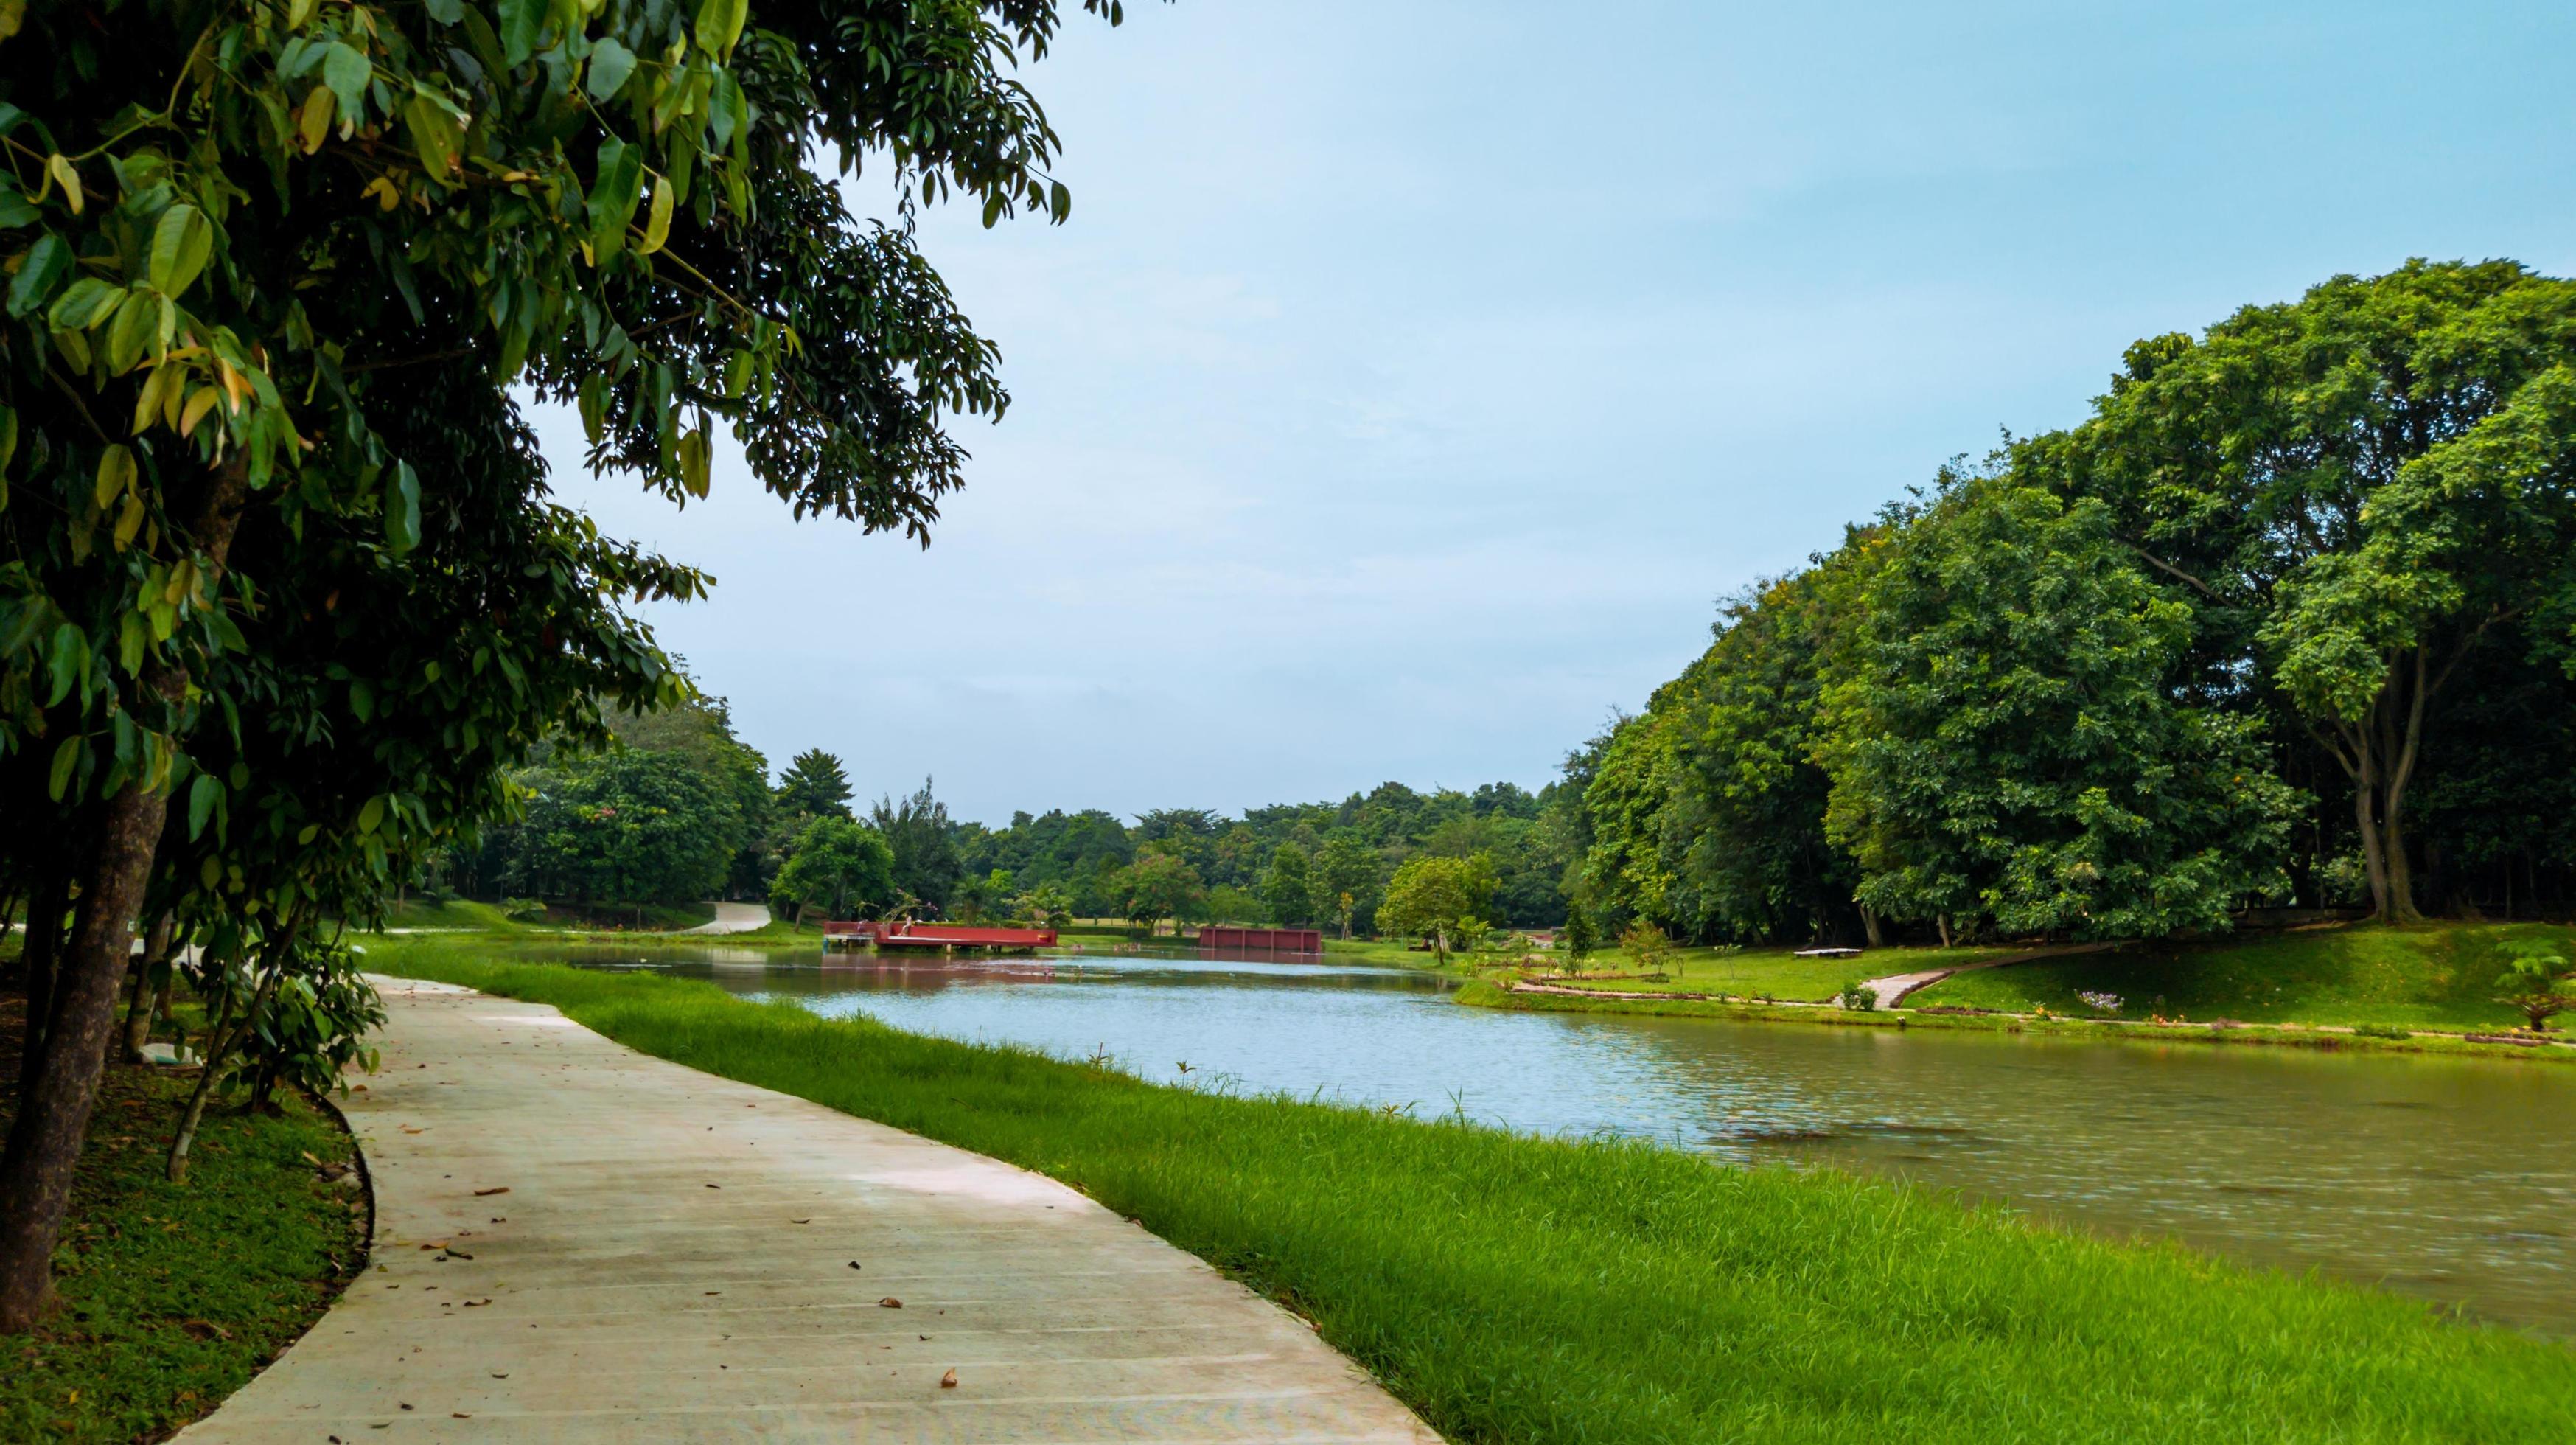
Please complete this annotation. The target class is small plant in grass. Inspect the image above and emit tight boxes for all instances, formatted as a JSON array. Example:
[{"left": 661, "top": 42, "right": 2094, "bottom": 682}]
[
  {"left": 1837, "top": 980, "right": 1879, "bottom": 1012},
  {"left": 2076, "top": 991, "right": 2124, "bottom": 1016},
  {"left": 2350, "top": 1023, "right": 2411, "bottom": 1040},
  {"left": 1620, "top": 922, "right": 1675, "bottom": 978},
  {"left": 501, "top": 897, "right": 550, "bottom": 922},
  {"left": 2492, "top": 947, "right": 2576, "bottom": 1033}
]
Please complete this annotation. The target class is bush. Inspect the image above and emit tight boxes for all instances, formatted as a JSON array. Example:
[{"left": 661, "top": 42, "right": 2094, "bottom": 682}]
[
  {"left": 501, "top": 897, "right": 549, "bottom": 922},
  {"left": 1837, "top": 980, "right": 1879, "bottom": 1011}
]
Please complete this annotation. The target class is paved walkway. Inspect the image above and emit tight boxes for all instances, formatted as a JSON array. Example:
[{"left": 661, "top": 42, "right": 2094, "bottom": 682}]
[
  {"left": 682, "top": 901, "right": 774, "bottom": 936},
  {"left": 181, "top": 978, "right": 1437, "bottom": 1443},
  {"left": 1857, "top": 940, "right": 2129, "bottom": 1009}
]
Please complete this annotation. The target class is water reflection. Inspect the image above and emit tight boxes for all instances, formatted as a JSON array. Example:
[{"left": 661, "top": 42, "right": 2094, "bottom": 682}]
[{"left": 523, "top": 943, "right": 2576, "bottom": 1336}]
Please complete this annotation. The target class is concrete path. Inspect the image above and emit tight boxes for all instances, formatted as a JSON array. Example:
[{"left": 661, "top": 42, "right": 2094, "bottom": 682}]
[
  {"left": 181, "top": 978, "right": 1437, "bottom": 1444},
  {"left": 682, "top": 901, "right": 774, "bottom": 936},
  {"left": 1858, "top": 940, "right": 2129, "bottom": 1010}
]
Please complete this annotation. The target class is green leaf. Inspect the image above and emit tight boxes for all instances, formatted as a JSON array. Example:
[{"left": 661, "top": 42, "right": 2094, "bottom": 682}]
[
  {"left": 402, "top": 93, "right": 464, "bottom": 186},
  {"left": 7, "top": 230, "right": 67, "bottom": 317},
  {"left": 48, "top": 735, "right": 78, "bottom": 801},
  {"left": 586, "top": 38, "right": 637, "bottom": 102},
  {"left": 637, "top": 173, "right": 674, "bottom": 254},
  {"left": 147, "top": 203, "right": 213, "bottom": 297},
  {"left": 694, "top": 0, "right": 747, "bottom": 57},
  {"left": 46, "top": 276, "right": 120, "bottom": 330},
  {"left": 422, "top": 0, "right": 462, "bottom": 23},
  {"left": 385, "top": 459, "right": 421, "bottom": 552},
  {"left": 1050, "top": 180, "right": 1071, "bottom": 221},
  {"left": 357, "top": 795, "right": 385, "bottom": 835},
  {"left": 0, "top": 176, "right": 35, "bottom": 228},
  {"left": 187, "top": 772, "right": 220, "bottom": 840},
  {"left": 587, "top": 138, "right": 643, "bottom": 260},
  {"left": 495, "top": 0, "right": 545, "bottom": 66},
  {"left": 44, "top": 620, "right": 85, "bottom": 706},
  {"left": 321, "top": 42, "right": 372, "bottom": 118},
  {"left": 104, "top": 290, "right": 156, "bottom": 372},
  {"left": 0, "top": 403, "right": 16, "bottom": 476}
]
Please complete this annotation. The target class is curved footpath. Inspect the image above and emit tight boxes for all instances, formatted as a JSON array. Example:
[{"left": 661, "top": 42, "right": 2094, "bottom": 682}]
[{"left": 181, "top": 978, "right": 1437, "bottom": 1443}]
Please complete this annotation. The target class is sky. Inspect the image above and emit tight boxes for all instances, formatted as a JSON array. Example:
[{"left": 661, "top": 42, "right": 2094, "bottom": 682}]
[{"left": 540, "top": 0, "right": 2576, "bottom": 826}]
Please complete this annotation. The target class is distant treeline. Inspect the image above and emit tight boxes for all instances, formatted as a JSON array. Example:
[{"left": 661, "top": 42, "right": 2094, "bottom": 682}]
[
  {"left": 439, "top": 696, "right": 1579, "bottom": 933},
  {"left": 1566, "top": 261, "right": 2576, "bottom": 949}
]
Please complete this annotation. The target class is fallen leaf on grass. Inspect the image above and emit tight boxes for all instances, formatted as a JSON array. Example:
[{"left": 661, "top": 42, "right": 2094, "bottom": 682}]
[
  {"left": 846, "top": 1261, "right": 862, "bottom": 1270},
  {"left": 490, "top": 1373, "right": 509, "bottom": 1379},
  {"left": 789, "top": 1218, "right": 811, "bottom": 1224},
  {"left": 705, "top": 1183, "right": 722, "bottom": 1189},
  {"left": 179, "top": 1320, "right": 232, "bottom": 1341},
  {"left": 463, "top": 1299, "right": 492, "bottom": 1307},
  {"left": 878, "top": 1298, "right": 902, "bottom": 1309},
  {"left": 474, "top": 1187, "right": 509, "bottom": 1197},
  {"left": 940, "top": 1368, "right": 957, "bottom": 1389}
]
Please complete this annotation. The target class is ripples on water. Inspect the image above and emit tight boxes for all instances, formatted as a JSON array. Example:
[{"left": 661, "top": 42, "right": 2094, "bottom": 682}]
[{"left": 532, "top": 943, "right": 2576, "bottom": 1336}]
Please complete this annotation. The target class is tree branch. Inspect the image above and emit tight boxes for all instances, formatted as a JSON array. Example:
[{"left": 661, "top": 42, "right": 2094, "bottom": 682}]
[{"left": 2118, "top": 538, "right": 2219, "bottom": 598}]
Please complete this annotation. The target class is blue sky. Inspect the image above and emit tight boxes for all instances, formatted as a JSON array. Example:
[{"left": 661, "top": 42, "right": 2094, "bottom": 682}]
[{"left": 542, "top": 0, "right": 2576, "bottom": 824}]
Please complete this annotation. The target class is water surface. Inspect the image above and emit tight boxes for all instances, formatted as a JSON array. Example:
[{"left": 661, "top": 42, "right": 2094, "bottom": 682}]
[{"left": 516, "top": 942, "right": 2576, "bottom": 1336}]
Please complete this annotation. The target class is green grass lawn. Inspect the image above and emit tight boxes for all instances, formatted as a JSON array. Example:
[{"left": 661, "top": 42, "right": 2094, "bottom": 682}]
[
  {"left": 1532, "top": 943, "right": 2018, "bottom": 1001},
  {"left": 0, "top": 995, "right": 367, "bottom": 1443},
  {"left": 1911, "top": 921, "right": 2576, "bottom": 1032},
  {"left": 363, "top": 947, "right": 2576, "bottom": 1442}
]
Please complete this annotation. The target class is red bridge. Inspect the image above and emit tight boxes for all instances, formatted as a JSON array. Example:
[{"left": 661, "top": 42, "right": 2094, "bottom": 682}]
[{"left": 1197, "top": 925, "right": 1323, "bottom": 955}]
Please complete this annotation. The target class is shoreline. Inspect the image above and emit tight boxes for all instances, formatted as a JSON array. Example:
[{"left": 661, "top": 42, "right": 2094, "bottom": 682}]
[{"left": 1456, "top": 978, "right": 2576, "bottom": 1064}]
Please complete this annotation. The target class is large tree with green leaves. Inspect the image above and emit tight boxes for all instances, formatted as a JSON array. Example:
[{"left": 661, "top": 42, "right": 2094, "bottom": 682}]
[
  {"left": 775, "top": 747, "right": 853, "bottom": 818},
  {"left": 768, "top": 814, "right": 893, "bottom": 922},
  {"left": 2028, "top": 261, "right": 2576, "bottom": 921},
  {"left": 1816, "top": 478, "right": 2300, "bottom": 942},
  {"left": 1258, "top": 841, "right": 1313, "bottom": 926},
  {"left": 0, "top": 0, "right": 1137, "bottom": 1331},
  {"left": 1378, "top": 852, "right": 1495, "bottom": 965}
]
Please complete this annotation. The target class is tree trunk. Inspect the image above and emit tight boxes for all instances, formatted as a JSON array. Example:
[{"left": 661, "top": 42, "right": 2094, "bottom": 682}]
[
  {"left": 120, "top": 912, "right": 176, "bottom": 1062},
  {"left": 1860, "top": 905, "right": 1885, "bottom": 950},
  {"left": 15, "top": 867, "right": 71, "bottom": 1095},
  {"left": 0, "top": 784, "right": 167, "bottom": 1331},
  {"left": 0, "top": 458, "right": 246, "bottom": 1334}
]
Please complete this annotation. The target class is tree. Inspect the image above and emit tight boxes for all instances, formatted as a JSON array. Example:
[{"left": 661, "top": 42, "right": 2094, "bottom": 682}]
[
  {"left": 775, "top": 749, "right": 855, "bottom": 819},
  {"left": 1311, "top": 832, "right": 1378, "bottom": 939},
  {"left": 1562, "top": 905, "right": 1597, "bottom": 967},
  {"left": 0, "top": 0, "right": 1137, "bottom": 1329},
  {"left": 2493, "top": 947, "right": 2576, "bottom": 1033},
  {"left": 1817, "top": 478, "right": 2299, "bottom": 942},
  {"left": 512, "top": 750, "right": 742, "bottom": 916},
  {"left": 1022, "top": 882, "right": 1074, "bottom": 930},
  {"left": 1378, "top": 854, "right": 1496, "bottom": 966},
  {"left": 769, "top": 817, "right": 895, "bottom": 923},
  {"left": 872, "top": 779, "right": 964, "bottom": 914},
  {"left": 1619, "top": 920, "right": 1675, "bottom": 975},
  {"left": 1260, "top": 843, "right": 1316, "bottom": 926},
  {"left": 2036, "top": 262, "right": 2576, "bottom": 922},
  {"left": 1117, "top": 852, "right": 1203, "bottom": 936}
]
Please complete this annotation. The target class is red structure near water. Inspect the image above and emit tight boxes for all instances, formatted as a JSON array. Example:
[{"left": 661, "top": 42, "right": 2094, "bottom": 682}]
[{"left": 1196, "top": 926, "right": 1323, "bottom": 955}]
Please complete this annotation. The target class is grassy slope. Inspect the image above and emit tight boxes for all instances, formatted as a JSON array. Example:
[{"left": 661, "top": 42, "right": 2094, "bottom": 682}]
[
  {"left": 0, "top": 999, "right": 367, "bottom": 1442},
  {"left": 1537, "top": 944, "right": 2017, "bottom": 1000},
  {"left": 1912, "top": 922, "right": 2576, "bottom": 1031},
  {"left": 371, "top": 946, "right": 2575, "bottom": 1444}
]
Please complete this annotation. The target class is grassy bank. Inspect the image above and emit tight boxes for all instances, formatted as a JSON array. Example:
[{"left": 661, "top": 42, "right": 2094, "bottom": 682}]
[
  {"left": 1910, "top": 921, "right": 2576, "bottom": 1031},
  {"left": 1463, "top": 923, "right": 2576, "bottom": 1059},
  {"left": 369, "top": 947, "right": 2575, "bottom": 1442},
  {"left": 0, "top": 995, "right": 368, "bottom": 1443}
]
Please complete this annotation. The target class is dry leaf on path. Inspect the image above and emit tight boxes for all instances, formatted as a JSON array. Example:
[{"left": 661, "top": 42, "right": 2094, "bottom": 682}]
[
  {"left": 940, "top": 1368, "right": 958, "bottom": 1389},
  {"left": 475, "top": 1187, "right": 510, "bottom": 1197},
  {"left": 878, "top": 1297, "right": 902, "bottom": 1309}
]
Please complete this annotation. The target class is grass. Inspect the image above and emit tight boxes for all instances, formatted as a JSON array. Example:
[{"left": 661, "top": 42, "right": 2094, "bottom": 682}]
[
  {"left": 1910, "top": 921, "right": 2576, "bottom": 1032},
  {"left": 365, "top": 944, "right": 2576, "bottom": 1442},
  {"left": 0, "top": 993, "right": 368, "bottom": 1443},
  {"left": 1529, "top": 943, "right": 2016, "bottom": 1000}
]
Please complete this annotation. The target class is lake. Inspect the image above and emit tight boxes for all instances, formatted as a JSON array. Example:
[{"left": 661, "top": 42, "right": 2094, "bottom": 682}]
[{"left": 517, "top": 941, "right": 2576, "bottom": 1336}]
